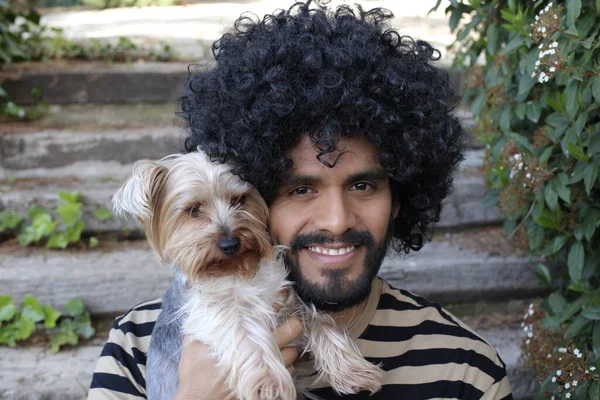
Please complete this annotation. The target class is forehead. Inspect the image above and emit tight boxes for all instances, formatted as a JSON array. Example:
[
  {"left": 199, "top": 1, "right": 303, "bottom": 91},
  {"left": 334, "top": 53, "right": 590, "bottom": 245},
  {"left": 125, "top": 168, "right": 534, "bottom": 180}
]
[{"left": 286, "top": 135, "right": 382, "bottom": 174}]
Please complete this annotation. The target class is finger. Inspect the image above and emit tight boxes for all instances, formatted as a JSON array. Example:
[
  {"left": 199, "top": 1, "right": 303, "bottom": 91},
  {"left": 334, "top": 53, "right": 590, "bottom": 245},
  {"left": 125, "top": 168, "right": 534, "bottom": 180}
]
[
  {"left": 281, "top": 346, "right": 299, "bottom": 366},
  {"left": 275, "top": 316, "right": 303, "bottom": 348}
]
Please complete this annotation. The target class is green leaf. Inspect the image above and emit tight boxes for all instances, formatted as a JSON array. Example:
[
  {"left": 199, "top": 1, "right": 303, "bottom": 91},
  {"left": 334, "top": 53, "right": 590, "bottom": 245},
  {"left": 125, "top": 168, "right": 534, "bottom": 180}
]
[
  {"left": 49, "top": 322, "right": 78, "bottom": 354},
  {"left": 583, "top": 307, "right": 600, "bottom": 320},
  {"left": 0, "top": 296, "right": 16, "bottom": 322},
  {"left": 544, "top": 185, "right": 558, "bottom": 210},
  {"left": 565, "top": 314, "right": 592, "bottom": 339},
  {"left": 56, "top": 202, "right": 82, "bottom": 227},
  {"left": 507, "top": 132, "right": 534, "bottom": 153},
  {"left": 536, "top": 263, "right": 552, "bottom": 285},
  {"left": 584, "top": 163, "right": 599, "bottom": 195},
  {"left": 589, "top": 381, "right": 599, "bottom": 400},
  {"left": 486, "top": 24, "right": 499, "bottom": 54},
  {"left": 0, "top": 211, "right": 24, "bottom": 232},
  {"left": 528, "top": 222, "right": 544, "bottom": 250},
  {"left": 45, "top": 231, "right": 70, "bottom": 249},
  {"left": 561, "top": 295, "right": 588, "bottom": 322},
  {"left": 58, "top": 192, "right": 81, "bottom": 204},
  {"left": 548, "top": 292, "right": 567, "bottom": 314},
  {"left": 567, "top": 142, "right": 590, "bottom": 162},
  {"left": 573, "top": 112, "right": 588, "bottom": 138},
  {"left": 549, "top": 235, "right": 568, "bottom": 254},
  {"left": 89, "top": 236, "right": 99, "bottom": 248},
  {"left": 21, "top": 296, "right": 45, "bottom": 323},
  {"left": 93, "top": 208, "right": 113, "bottom": 221},
  {"left": 593, "top": 322, "right": 600, "bottom": 363},
  {"left": 592, "top": 76, "right": 600, "bottom": 103},
  {"left": 567, "top": 0, "right": 582, "bottom": 27},
  {"left": 568, "top": 242, "right": 585, "bottom": 282},
  {"left": 64, "top": 298, "right": 85, "bottom": 317},
  {"left": 471, "top": 91, "right": 485, "bottom": 117},
  {"left": 554, "top": 173, "right": 571, "bottom": 204},
  {"left": 566, "top": 79, "right": 580, "bottom": 119},
  {"left": 518, "top": 70, "right": 535, "bottom": 98},
  {"left": 526, "top": 102, "right": 542, "bottom": 123},
  {"left": 43, "top": 305, "right": 61, "bottom": 329}
]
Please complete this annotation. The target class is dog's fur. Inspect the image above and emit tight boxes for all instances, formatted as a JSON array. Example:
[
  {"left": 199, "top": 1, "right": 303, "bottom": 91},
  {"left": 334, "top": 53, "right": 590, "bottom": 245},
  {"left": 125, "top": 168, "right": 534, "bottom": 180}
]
[{"left": 112, "top": 150, "right": 382, "bottom": 400}]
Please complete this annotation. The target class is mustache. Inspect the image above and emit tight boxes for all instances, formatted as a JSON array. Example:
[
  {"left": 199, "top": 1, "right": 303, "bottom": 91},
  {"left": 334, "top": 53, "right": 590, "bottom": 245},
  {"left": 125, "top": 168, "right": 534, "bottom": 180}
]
[{"left": 290, "top": 230, "right": 375, "bottom": 252}]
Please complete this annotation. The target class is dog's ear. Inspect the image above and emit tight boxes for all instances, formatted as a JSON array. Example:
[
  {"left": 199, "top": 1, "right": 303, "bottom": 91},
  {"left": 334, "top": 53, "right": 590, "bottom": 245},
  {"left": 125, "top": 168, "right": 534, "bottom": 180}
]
[{"left": 112, "top": 160, "right": 168, "bottom": 223}]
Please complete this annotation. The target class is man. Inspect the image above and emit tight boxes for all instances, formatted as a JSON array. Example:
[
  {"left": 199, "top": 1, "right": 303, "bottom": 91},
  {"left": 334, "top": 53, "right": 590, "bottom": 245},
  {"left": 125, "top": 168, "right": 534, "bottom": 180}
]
[{"left": 89, "top": 1, "right": 513, "bottom": 399}]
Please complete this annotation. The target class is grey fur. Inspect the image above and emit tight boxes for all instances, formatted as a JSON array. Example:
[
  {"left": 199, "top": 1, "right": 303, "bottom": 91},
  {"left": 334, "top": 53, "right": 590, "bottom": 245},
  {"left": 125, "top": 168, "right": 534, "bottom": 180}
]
[{"left": 146, "top": 270, "right": 187, "bottom": 400}]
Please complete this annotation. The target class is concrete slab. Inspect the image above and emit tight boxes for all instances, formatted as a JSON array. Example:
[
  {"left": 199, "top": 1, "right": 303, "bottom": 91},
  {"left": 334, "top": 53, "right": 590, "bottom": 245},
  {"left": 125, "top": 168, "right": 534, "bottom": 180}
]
[
  {"left": 0, "top": 325, "right": 536, "bottom": 400},
  {"left": 0, "top": 230, "right": 545, "bottom": 315}
]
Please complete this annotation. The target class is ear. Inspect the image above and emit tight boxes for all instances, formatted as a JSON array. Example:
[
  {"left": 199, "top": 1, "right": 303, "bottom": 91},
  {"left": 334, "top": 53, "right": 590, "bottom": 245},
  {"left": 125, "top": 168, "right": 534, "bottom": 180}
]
[
  {"left": 392, "top": 200, "right": 401, "bottom": 220},
  {"left": 112, "top": 160, "right": 168, "bottom": 222}
]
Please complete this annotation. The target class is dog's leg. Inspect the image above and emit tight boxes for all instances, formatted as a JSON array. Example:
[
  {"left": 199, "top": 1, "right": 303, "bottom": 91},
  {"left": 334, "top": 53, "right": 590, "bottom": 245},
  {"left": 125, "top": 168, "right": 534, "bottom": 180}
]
[
  {"left": 182, "top": 283, "right": 296, "bottom": 400},
  {"left": 301, "top": 304, "right": 382, "bottom": 396}
]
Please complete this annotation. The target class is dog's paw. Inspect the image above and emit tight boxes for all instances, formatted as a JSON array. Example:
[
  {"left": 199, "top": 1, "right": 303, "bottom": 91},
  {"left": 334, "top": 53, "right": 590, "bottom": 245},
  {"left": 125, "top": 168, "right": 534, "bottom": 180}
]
[
  {"left": 327, "top": 353, "right": 382, "bottom": 395},
  {"left": 236, "top": 364, "right": 296, "bottom": 400}
]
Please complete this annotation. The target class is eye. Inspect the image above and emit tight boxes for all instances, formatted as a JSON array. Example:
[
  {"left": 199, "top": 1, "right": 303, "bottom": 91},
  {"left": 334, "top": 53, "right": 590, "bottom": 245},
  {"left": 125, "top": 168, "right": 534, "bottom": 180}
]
[
  {"left": 290, "top": 186, "right": 313, "bottom": 196},
  {"left": 187, "top": 204, "right": 202, "bottom": 217},
  {"left": 231, "top": 195, "right": 247, "bottom": 207},
  {"left": 351, "top": 182, "right": 375, "bottom": 191}
]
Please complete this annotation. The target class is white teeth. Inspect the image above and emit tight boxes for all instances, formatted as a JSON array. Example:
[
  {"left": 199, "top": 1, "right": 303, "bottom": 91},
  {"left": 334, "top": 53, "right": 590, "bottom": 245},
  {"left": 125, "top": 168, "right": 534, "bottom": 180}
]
[{"left": 308, "top": 246, "right": 355, "bottom": 255}]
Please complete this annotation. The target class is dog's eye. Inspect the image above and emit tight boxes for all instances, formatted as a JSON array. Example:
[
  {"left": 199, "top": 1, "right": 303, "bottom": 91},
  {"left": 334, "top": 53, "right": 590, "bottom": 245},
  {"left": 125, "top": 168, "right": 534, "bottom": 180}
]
[
  {"left": 187, "top": 204, "right": 202, "bottom": 217},
  {"left": 231, "top": 195, "right": 247, "bottom": 207}
]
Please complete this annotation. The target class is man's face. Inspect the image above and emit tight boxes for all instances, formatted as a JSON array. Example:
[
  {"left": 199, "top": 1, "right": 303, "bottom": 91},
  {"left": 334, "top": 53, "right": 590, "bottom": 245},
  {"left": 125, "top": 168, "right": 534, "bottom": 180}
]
[{"left": 268, "top": 135, "right": 399, "bottom": 312}]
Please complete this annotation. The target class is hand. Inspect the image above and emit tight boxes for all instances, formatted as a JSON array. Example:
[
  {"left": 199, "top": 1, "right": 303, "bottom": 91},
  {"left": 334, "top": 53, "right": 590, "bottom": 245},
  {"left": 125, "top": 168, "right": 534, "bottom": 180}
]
[{"left": 173, "top": 316, "right": 304, "bottom": 400}]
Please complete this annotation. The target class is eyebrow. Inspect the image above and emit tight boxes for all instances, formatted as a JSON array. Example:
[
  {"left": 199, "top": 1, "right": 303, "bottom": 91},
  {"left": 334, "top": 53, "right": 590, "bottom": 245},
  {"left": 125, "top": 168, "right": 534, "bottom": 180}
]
[{"left": 279, "top": 169, "right": 390, "bottom": 188}]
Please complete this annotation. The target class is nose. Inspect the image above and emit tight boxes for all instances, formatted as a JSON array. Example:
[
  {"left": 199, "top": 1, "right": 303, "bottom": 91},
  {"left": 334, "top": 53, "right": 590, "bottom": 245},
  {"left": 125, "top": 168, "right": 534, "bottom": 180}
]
[
  {"left": 313, "top": 190, "right": 356, "bottom": 236},
  {"left": 217, "top": 237, "right": 241, "bottom": 255}
]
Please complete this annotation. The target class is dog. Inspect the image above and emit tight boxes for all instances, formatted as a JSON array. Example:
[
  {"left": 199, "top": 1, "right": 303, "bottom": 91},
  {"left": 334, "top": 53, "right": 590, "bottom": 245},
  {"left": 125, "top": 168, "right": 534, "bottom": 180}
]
[{"left": 112, "top": 149, "right": 382, "bottom": 400}]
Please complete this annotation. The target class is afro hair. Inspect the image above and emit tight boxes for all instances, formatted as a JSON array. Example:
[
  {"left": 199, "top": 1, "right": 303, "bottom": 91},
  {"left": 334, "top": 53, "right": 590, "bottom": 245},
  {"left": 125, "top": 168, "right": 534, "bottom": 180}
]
[{"left": 180, "top": 0, "right": 468, "bottom": 255}]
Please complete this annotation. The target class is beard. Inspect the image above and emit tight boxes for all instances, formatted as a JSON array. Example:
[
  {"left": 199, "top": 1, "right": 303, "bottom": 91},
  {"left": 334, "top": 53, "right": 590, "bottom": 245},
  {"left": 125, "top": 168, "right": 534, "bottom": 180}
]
[{"left": 284, "top": 221, "right": 393, "bottom": 312}]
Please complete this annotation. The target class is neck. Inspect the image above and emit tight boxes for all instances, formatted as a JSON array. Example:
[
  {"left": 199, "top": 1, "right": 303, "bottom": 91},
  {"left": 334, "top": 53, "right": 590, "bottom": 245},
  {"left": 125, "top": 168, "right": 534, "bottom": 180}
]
[{"left": 328, "top": 297, "right": 369, "bottom": 329}]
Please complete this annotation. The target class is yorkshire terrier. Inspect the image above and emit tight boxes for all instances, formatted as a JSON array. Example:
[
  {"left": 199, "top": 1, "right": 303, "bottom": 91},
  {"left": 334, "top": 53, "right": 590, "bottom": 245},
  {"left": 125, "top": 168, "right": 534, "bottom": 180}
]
[{"left": 112, "top": 149, "right": 382, "bottom": 400}]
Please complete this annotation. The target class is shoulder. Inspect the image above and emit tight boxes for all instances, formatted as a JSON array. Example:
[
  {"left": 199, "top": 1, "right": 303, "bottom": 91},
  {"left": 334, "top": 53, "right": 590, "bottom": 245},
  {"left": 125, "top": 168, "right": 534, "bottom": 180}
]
[
  {"left": 357, "top": 278, "right": 513, "bottom": 399},
  {"left": 87, "top": 298, "right": 163, "bottom": 399}
]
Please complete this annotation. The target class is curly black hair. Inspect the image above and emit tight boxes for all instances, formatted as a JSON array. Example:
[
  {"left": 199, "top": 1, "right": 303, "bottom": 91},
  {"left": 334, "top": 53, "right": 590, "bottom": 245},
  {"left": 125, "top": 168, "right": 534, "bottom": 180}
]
[{"left": 180, "top": 0, "right": 468, "bottom": 255}]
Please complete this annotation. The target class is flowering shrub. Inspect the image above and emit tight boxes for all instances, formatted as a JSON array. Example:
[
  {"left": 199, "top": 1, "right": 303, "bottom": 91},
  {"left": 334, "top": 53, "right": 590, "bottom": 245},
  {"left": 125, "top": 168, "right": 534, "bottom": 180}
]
[{"left": 433, "top": 0, "right": 600, "bottom": 398}]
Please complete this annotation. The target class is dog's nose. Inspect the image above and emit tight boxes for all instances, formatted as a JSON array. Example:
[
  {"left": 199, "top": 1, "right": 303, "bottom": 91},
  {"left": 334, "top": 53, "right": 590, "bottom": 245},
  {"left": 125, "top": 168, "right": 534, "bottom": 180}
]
[{"left": 217, "top": 237, "right": 241, "bottom": 255}]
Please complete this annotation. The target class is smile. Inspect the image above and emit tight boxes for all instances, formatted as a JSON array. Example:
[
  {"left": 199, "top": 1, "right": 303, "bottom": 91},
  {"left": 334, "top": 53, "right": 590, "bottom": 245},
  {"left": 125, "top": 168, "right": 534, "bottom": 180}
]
[{"left": 307, "top": 246, "right": 355, "bottom": 255}]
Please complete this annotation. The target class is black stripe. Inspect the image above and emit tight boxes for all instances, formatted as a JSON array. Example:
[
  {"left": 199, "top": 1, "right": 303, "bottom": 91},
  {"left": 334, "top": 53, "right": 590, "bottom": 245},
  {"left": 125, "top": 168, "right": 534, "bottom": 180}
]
[
  {"left": 117, "top": 320, "right": 156, "bottom": 337},
  {"left": 361, "top": 320, "right": 486, "bottom": 344},
  {"left": 309, "top": 381, "right": 485, "bottom": 400},
  {"left": 499, "top": 393, "right": 514, "bottom": 400},
  {"left": 115, "top": 300, "right": 163, "bottom": 325},
  {"left": 101, "top": 342, "right": 147, "bottom": 389},
  {"left": 367, "top": 348, "right": 507, "bottom": 381},
  {"left": 391, "top": 285, "right": 465, "bottom": 330},
  {"left": 90, "top": 373, "right": 145, "bottom": 398},
  {"left": 377, "top": 293, "right": 428, "bottom": 311}
]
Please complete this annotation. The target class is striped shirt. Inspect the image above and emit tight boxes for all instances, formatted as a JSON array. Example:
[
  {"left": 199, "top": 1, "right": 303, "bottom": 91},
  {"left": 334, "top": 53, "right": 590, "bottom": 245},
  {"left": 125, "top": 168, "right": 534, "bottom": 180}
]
[{"left": 88, "top": 277, "right": 513, "bottom": 399}]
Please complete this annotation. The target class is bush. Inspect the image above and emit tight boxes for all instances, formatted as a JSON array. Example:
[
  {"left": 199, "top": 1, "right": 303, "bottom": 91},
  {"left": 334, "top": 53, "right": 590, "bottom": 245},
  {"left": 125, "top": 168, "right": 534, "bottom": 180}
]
[{"left": 434, "top": 0, "right": 600, "bottom": 398}]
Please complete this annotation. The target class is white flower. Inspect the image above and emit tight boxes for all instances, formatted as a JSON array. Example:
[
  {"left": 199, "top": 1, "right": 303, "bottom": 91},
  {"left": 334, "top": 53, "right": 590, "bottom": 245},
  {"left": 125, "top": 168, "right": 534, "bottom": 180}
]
[
  {"left": 535, "top": 15, "right": 539, "bottom": 21},
  {"left": 559, "top": 347, "right": 567, "bottom": 353},
  {"left": 541, "top": 27, "right": 547, "bottom": 33},
  {"left": 550, "top": 66, "right": 556, "bottom": 72},
  {"left": 574, "top": 348, "right": 580, "bottom": 355},
  {"left": 548, "top": 48, "right": 556, "bottom": 55},
  {"left": 523, "top": 183, "right": 527, "bottom": 188},
  {"left": 552, "top": 41, "right": 558, "bottom": 48},
  {"left": 559, "top": 357, "right": 562, "bottom": 360},
  {"left": 578, "top": 353, "right": 583, "bottom": 358},
  {"left": 547, "top": 354, "right": 552, "bottom": 358},
  {"left": 514, "top": 154, "right": 522, "bottom": 160},
  {"left": 565, "top": 383, "right": 570, "bottom": 389},
  {"left": 518, "top": 162, "right": 524, "bottom": 169},
  {"left": 552, "top": 376, "right": 557, "bottom": 382},
  {"left": 586, "top": 369, "right": 589, "bottom": 373},
  {"left": 557, "top": 370, "right": 562, "bottom": 376},
  {"left": 526, "top": 339, "right": 531, "bottom": 344},
  {"left": 527, "top": 331, "right": 533, "bottom": 338},
  {"left": 535, "top": 60, "right": 541, "bottom": 67},
  {"left": 566, "top": 394, "right": 571, "bottom": 399},
  {"left": 573, "top": 380, "right": 577, "bottom": 386},
  {"left": 591, "top": 366, "right": 596, "bottom": 371},
  {"left": 526, "top": 173, "right": 531, "bottom": 178},
  {"left": 539, "top": 44, "right": 543, "bottom": 49}
]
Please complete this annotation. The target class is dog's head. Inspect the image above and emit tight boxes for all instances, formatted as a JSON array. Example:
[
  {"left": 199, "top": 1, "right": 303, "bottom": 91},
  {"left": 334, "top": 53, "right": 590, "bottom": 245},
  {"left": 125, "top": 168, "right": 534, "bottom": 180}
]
[{"left": 112, "top": 150, "right": 272, "bottom": 281}]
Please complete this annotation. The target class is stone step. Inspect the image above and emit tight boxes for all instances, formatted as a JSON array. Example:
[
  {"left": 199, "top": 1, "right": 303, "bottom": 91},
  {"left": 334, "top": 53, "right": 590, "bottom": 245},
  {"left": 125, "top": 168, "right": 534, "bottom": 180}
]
[
  {"left": 0, "top": 321, "right": 537, "bottom": 400},
  {"left": 0, "top": 151, "right": 500, "bottom": 232},
  {"left": 0, "top": 114, "right": 478, "bottom": 180},
  {"left": 0, "top": 226, "right": 547, "bottom": 316}
]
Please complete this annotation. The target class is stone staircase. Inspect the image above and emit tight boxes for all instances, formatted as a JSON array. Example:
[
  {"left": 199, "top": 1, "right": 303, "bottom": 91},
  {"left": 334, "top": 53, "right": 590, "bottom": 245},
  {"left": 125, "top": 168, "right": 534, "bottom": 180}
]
[
  {"left": 0, "top": 100, "right": 541, "bottom": 399},
  {"left": 0, "top": 2, "right": 542, "bottom": 398}
]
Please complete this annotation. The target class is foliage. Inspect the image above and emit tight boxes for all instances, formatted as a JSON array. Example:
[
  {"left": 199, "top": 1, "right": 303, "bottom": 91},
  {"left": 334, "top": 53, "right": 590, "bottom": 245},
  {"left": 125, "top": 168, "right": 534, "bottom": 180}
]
[
  {"left": 0, "top": 0, "right": 174, "bottom": 118},
  {"left": 0, "top": 295, "right": 95, "bottom": 353},
  {"left": 433, "top": 0, "right": 600, "bottom": 398},
  {"left": 0, "top": 191, "right": 112, "bottom": 249}
]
